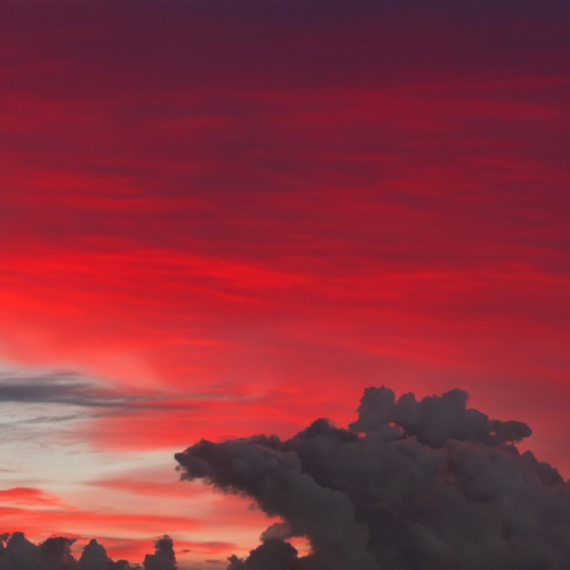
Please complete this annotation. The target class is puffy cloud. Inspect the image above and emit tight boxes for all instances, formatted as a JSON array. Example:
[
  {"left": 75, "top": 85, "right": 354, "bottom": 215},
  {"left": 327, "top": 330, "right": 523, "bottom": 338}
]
[
  {"left": 349, "top": 386, "right": 533, "bottom": 447},
  {"left": 40, "top": 537, "right": 77, "bottom": 570},
  {"left": 0, "top": 371, "right": 128, "bottom": 409},
  {"left": 0, "top": 534, "right": 177, "bottom": 570},
  {"left": 176, "top": 435, "right": 377, "bottom": 570},
  {"left": 227, "top": 539, "right": 302, "bottom": 570},
  {"left": 0, "top": 532, "right": 45, "bottom": 570},
  {"left": 176, "top": 386, "right": 570, "bottom": 570},
  {"left": 143, "top": 537, "right": 176, "bottom": 570}
]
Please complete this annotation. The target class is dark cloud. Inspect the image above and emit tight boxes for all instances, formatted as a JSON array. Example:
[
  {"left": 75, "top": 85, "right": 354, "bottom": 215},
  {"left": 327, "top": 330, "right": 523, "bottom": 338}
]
[
  {"left": 40, "top": 536, "right": 77, "bottom": 570},
  {"left": 176, "top": 386, "right": 570, "bottom": 570},
  {"left": 227, "top": 539, "right": 302, "bottom": 570},
  {"left": 143, "top": 537, "right": 177, "bottom": 570},
  {"left": 0, "top": 371, "right": 254, "bottom": 411},
  {"left": 79, "top": 539, "right": 110, "bottom": 570},
  {"left": 0, "top": 372, "right": 130, "bottom": 409},
  {"left": 349, "top": 386, "right": 532, "bottom": 447},
  {"left": 0, "top": 532, "right": 45, "bottom": 570},
  {"left": 0, "top": 534, "right": 177, "bottom": 570}
]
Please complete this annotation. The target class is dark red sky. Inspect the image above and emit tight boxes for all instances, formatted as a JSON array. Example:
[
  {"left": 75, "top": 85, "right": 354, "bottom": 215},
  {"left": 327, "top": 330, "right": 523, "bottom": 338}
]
[{"left": 0, "top": 2, "right": 569, "bottom": 566}]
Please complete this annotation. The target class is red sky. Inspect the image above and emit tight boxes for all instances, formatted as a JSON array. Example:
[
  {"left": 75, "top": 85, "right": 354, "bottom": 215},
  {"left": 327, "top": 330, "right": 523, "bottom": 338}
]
[{"left": 1, "top": 2, "right": 570, "bottom": 568}]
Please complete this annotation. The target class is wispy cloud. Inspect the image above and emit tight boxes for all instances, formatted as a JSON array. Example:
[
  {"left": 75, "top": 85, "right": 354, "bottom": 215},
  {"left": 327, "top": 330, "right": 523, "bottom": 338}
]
[
  {"left": 0, "top": 371, "right": 131, "bottom": 409},
  {"left": 0, "top": 369, "right": 255, "bottom": 414}
]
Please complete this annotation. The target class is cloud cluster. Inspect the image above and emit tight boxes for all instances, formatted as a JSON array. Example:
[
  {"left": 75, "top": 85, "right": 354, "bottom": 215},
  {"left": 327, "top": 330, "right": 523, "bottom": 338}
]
[
  {"left": 176, "top": 386, "right": 570, "bottom": 570},
  {"left": 0, "top": 533, "right": 177, "bottom": 570}
]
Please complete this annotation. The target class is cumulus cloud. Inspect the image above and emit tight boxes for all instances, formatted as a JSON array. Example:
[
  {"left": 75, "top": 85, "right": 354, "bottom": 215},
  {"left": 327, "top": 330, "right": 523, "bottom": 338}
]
[
  {"left": 79, "top": 539, "right": 111, "bottom": 570},
  {"left": 0, "top": 371, "right": 148, "bottom": 446},
  {"left": 349, "top": 386, "right": 532, "bottom": 447},
  {"left": 176, "top": 385, "right": 570, "bottom": 570},
  {"left": 0, "top": 533, "right": 177, "bottom": 570},
  {"left": 143, "top": 536, "right": 177, "bottom": 570}
]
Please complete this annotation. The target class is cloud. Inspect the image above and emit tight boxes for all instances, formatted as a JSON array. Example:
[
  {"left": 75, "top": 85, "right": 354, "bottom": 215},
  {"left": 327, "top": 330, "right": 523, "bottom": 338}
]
[
  {"left": 176, "top": 385, "right": 570, "bottom": 570},
  {"left": 143, "top": 536, "right": 177, "bottom": 570},
  {"left": 0, "top": 371, "right": 130, "bottom": 409},
  {"left": 0, "top": 370, "right": 255, "bottom": 412},
  {"left": 1, "top": 384, "right": 568, "bottom": 569},
  {"left": 349, "top": 386, "right": 532, "bottom": 447},
  {"left": 79, "top": 539, "right": 110, "bottom": 570},
  {"left": 0, "top": 533, "right": 178, "bottom": 570}
]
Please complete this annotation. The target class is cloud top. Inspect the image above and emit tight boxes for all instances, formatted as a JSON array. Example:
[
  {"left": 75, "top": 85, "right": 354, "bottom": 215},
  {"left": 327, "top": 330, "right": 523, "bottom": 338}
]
[{"left": 349, "top": 386, "right": 532, "bottom": 447}]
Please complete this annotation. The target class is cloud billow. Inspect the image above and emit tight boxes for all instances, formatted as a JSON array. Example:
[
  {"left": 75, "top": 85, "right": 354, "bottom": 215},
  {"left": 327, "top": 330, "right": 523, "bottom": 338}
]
[{"left": 176, "top": 386, "right": 570, "bottom": 570}]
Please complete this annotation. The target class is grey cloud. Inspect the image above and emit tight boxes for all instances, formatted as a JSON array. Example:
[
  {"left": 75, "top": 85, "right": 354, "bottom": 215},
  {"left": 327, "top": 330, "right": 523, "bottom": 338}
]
[
  {"left": 0, "top": 372, "right": 138, "bottom": 409},
  {"left": 0, "top": 532, "right": 44, "bottom": 570},
  {"left": 143, "top": 536, "right": 177, "bottom": 570},
  {"left": 0, "top": 534, "right": 178, "bottom": 570},
  {"left": 349, "top": 386, "right": 532, "bottom": 447},
  {"left": 177, "top": 436, "right": 378, "bottom": 570},
  {"left": 176, "top": 385, "right": 570, "bottom": 570},
  {"left": 227, "top": 539, "right": 302, "bottom": 570},
  {"left": 79, "top": 539, "right": 110, "bottom": 570},
  {"left": 0, "top": 371, "right": 256, "bottom": 413}
]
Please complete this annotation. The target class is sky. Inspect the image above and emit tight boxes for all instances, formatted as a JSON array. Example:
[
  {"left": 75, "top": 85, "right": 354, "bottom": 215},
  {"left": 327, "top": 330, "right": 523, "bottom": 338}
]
[{"left": 1, "top": 1, "right": 570, "bottom": 568}]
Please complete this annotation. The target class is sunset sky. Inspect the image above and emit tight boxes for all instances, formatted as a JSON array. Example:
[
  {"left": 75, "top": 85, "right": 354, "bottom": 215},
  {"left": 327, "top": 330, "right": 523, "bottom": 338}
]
[{"left": 1, "top": 2, "right": 570, "bottom": 568}]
